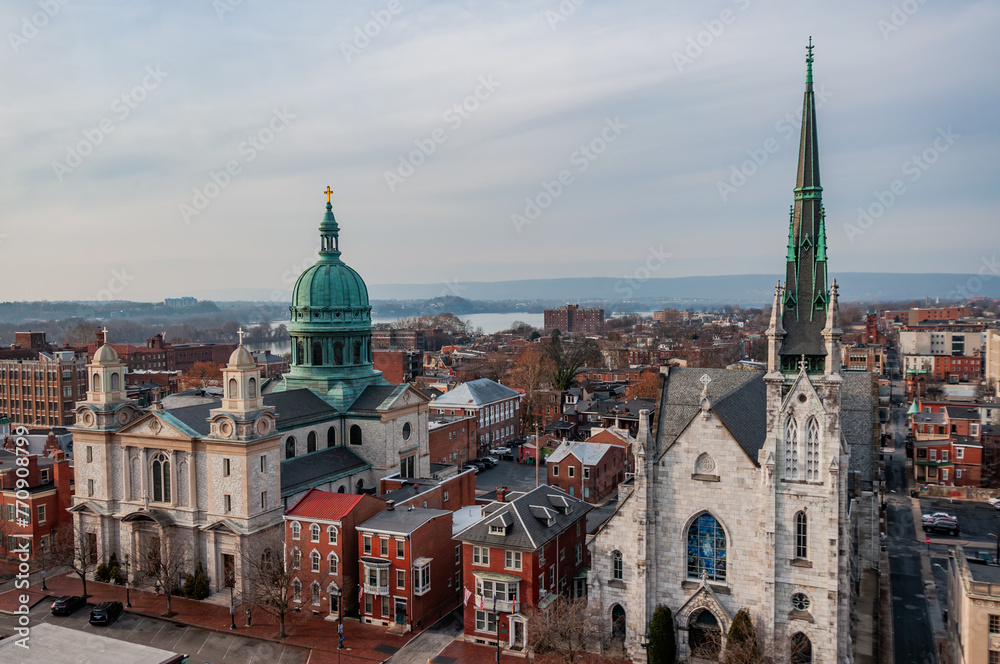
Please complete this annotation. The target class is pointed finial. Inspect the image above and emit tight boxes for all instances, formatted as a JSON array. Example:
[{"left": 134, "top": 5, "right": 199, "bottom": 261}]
[
  {"left": 806, "top": 37, "right": 814, "bottom": 85},
  {"left": 799, "top": 354, "right": 808, "bottom": 372},
  {"left": 237, "top": 327, "right": 244, "bottom": 346},
  {"left": 324, "top": 186, "right": 333, "bottom": 204}
]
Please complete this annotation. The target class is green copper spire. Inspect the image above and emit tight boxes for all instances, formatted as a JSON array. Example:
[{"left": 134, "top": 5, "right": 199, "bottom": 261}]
[
  {"left": 786, "top": 205, "right": 796, "bottom": 262},
  {"left": 806, "top": 36, "right": 814, "bottom": 86},
  {"left": 816, "top": 206, "right": 827, "bottom": 263},
  {"left": 319, "top": 187, "right": 341, "bottom": 260}
]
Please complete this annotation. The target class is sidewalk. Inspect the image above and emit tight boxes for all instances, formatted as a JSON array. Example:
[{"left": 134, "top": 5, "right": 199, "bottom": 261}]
[{"left": 0, "top": 571, "right": 414, "bottom": 663}]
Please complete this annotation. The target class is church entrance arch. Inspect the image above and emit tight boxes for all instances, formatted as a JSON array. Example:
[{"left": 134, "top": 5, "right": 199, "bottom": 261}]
[
  {"left": 688, "top": 609, "right": 721, "bottom": 658},
  {"left": 611, "top": 604, "right": 626, "bottom": 641}
]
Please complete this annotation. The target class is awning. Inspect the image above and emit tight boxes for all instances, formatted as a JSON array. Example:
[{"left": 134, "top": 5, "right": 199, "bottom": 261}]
[
  {"left": 473, "top": 571, "right": 522, "bottom": 583},
  {"left": 360, "top": 557, "right": 391, "bottom": 567},
  {"left": 573, "top": 567, "right": 590, "bottom": 580}
]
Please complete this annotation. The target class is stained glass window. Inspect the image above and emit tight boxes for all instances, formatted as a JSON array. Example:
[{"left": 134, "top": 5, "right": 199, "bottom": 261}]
[{"left": 687, "top": 513, "right": 726, "bottom": 582}]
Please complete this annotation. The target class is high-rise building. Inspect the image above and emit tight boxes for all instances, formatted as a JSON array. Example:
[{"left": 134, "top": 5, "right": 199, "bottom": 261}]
[{"left": 543, "top": 304, "right": 604, "bottom": 334}]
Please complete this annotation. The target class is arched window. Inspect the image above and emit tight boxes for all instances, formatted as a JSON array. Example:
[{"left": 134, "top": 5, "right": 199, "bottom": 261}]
[
  {"left": 292, "top": 578, "right": 302, "bottom": 601},
  {"left": 311, "top": 581, "right": 321, "bottom": 605},
  {"left": 310, "top": 523, "right": 320, "bottom": 542},
  {"left": 151, "top": 452, "right": 171, "bottom": 503},
  {"left": 328, "top": 427, "right": 336, "bottom": 447},
  {"left": 311, "top": 551, "right": 321, "bottom": 573},
  {"left": 337, "top": 485, "right": 346, "bottom": 493},
  {"left": 353, "top": 340, "right": 362, "bottom": 364},
  {"left": 687, "top": 513, "right": 726, "bottom": 582},
  {"left": 291, "top": 522, "right": 301, "bottom": 540},
  {"left": 228, "top": 378, "right": 238, "bottom": 399},
  {"left": 92, "top": 373, "right": 101, "bottom": 392},
  {"left": 791, "top": 632, "right": 812, "bottom": 664},
  {"left": 296, "top": 339, "right": 305, "bottom": 366},
  {"left": 286, "top": 437, "right": 296, "bottom": 459},
  {"left": 110, "top": 373, "right": 120, "bottom": 391},
  {"left": 805, "top": 417, "right": 820, "bottom": 481},
  {"left": 328, "top": 526, "right": 338, "bottom": 545},
  {"left": 356, "top": 478, "right": 364, "bottom": 494},
  {"left": 328, "top": 552, "right": 339, "bottom": 575},
  {"left": 333, "top": 341, "right": 344, "bottom": 365},
  {"left": 612, "top": 550, "right": 623, "bottom": 580},
  {"left": 248, "top": 377, "right": 257, "bottom": 398},
  {"left": 350, "top": 425, "right": 362, "bottom": 446},
  {"left": 307, "top": 431, "right": 317, "bottom": 454},
  {"left": 795, "top": 511, "right": 808, "bottom": 560},
  {"left": 312, "top": 341, "right": 323, "bottom": 366},
  {"left": 784, "top": 415, "right": 799, "bottom": 479},
  {"left": 291, "top": 548, "right": 301, "bottom": 570}
]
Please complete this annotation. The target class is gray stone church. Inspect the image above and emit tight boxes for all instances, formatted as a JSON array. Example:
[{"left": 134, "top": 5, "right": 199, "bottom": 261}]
[
  {"left": 69, "top": 194, "right": 431, "bottom": 597},
  {"left": 588, "top": 46, "right": 878, "bottom": 663}
]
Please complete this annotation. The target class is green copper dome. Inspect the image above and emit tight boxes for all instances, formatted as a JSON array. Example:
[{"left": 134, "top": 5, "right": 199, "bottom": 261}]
[{"left": 292, "top": 260, "right": 370, "bottom": 311}]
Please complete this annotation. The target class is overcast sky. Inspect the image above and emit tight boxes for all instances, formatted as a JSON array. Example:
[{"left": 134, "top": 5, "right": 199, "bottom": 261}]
[{"left": 1, "top": 0, "right": 997, "bottom": 302}]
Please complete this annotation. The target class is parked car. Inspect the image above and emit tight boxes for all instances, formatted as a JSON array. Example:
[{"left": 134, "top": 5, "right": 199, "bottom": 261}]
[
  {"left": 971, "top": 551, "right": 996, "bottom": 565},
  {"left": 478, "top": 457, "right": 496, "bottom": 468},
  {"left": 89, "top": 601, "right": 124, "bottom": 625},
  {"left": 51, "top": 595, "right": 86, "bottom": 616},
  {"left": 486, "top": 455, "right": 500, "bottom": 466},
  {"left": 922, "top": 512, "right": 956, "bottom": 524},
  {"left": 463, "top": 463, "right": 480, "bottom": 475},
  {"left": 493, "top": 446, "right": 512, "bottom": 457},
  {"left": 990, "top": 497, "right": 1000, "bottom": 510},
  {"left": 923, "top": 517, "right": 960, "bottom": 536}
]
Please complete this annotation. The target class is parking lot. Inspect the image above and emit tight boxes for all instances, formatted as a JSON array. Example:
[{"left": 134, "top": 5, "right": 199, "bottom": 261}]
[
  {"left": 916, "top": 494, "right": 1000, "bottom": 545},
  {"left": 0, "top": 599, "right": 308, "bottom": 663},
  {"left": 473, "top": 458, "right": 543, "bottom": 494}
]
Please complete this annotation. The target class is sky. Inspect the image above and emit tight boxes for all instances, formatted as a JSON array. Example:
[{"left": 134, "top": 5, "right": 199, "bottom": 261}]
[{"left": 1, "top": 0, "right": 997, "bottom": 302}]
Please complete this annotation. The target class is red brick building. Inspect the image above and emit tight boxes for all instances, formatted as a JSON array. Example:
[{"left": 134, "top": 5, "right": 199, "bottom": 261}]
[
  {"left": 284, "top": 489, "right": 387, "bottom": 618},
  {"left": 543, "top": 305, "right": 604, "bottom": 335},
  {"left": 907, "top": 306, "right": 973, "bottom": 325},
  {"left": 357, "top": 506, "right": 458, "bottom": 632},
  {"left": 430, "top": 379, "right": 522, "bottom": 457},
  {"left": 373, "top": 349, "right": 423, "bottom": 385},
  {"left": 455, "top": 486, "right": 593, "bottom": 653},
  {"left": 428, "top": 415, "right": 479, "bottom": 466},
  {"left": 545, "top": 441, "right": 626, "bottom": 502},
  {"left": 0, "top": 342, "right": 88, "bottom": 428},
  {"left": 379, "top": 468, "right": 477, "bottom": 512},
  {"left": 932, "top": 355, "right": 982, "bottom": 383},
  {"left": 910, "top": 404, "right": 987, "bottom": 487},
  {"left": 0, "top": 450, "right": 73, "bottom": 560}
]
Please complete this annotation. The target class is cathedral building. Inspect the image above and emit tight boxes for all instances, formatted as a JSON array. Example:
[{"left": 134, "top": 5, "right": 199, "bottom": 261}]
[
  {"left": 588, "top": 44, "right": 878, "bottom": 663},
  {"left": 69, "top": 192, "right": 432, "bottom": 596}
]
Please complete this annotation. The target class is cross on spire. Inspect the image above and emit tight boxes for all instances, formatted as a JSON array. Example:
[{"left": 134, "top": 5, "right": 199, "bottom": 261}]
[
  {"left": 324, "top": 186, "right": 333, "bottom": 204},
  {"left": 237, "top": 327, "right": 245, "bottom": 345}
]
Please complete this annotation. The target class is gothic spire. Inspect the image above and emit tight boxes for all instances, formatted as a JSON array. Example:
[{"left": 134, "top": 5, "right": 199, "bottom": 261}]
[{"left": 779, "top": 38, "right": 828, "bottom": 372}]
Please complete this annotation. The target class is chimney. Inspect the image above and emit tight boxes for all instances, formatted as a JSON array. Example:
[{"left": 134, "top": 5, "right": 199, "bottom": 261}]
[
  {"left": 386, "top": 500, "right": 395, "bottom": 511},
  {"left": 496, "top": 486, "right": 508, "bottom": 502}
]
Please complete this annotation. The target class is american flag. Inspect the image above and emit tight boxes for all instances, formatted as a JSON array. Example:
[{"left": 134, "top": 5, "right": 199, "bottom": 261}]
[{"left": 358, "top": 584, "right": 364, "bottom": 604}]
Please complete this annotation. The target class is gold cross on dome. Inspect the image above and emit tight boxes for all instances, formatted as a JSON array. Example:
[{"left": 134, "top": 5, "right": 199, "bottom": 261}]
[
  {"left": 237, "top": 327, "right": 244, "bottom": 345},
  {"left": 324, "top": 186, "right": 333, "bottom": 203}
]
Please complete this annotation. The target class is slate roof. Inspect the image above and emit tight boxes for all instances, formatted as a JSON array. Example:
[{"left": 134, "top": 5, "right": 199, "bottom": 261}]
[
  {"left": 455, "top": 485, "right": 593, "bottom": 551},
  {"left": 580, "top": 398, "right": 657, "bottom": 419},
  {"left": 913, "top": 412, "right": 946, "bottom": 426},
  {"left": 350, "top": 384, "right": 406, "bottom": 414},
  {"left": 357, "top": 506, "right": 451, "bottom": 536},
  {"left": 281, "top": 446, "right": 370, "bottom": 497},
  {"left": 162, "top": 388, "right": 340, "bottom": 436},
  {"left": 431, "top": 378, "right": 520, "bottom": 407},
  {"left": 840, "top": 372, "right": 877, "bottom": 482},
  {"left": 655, "top": 368, "right": 765, "bottom": 465},
  {"left": 546, "top": 441, "right": 616, "bottom": 466}
]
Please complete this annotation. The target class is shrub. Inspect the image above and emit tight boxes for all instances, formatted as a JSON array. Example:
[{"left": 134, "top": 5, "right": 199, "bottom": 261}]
[
  {"left": 648, "top": 604, "right": 676, "bottom": 664},
  {"left": 183, "top": 563, "right": 211, "bottom": 600}
]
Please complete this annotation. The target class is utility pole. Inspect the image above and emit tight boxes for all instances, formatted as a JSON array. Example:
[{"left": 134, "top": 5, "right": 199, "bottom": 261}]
[{"left": 534, "top": 423, "right": 539, "bottom": 488}]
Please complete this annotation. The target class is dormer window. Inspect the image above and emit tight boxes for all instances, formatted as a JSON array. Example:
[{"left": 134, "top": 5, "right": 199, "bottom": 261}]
[{"left": 489, "top": 524, "right": 506, "bottom": 535}]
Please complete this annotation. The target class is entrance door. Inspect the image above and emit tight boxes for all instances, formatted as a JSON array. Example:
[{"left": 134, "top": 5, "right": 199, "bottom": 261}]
[
  {"left": 394, "top": 598, "right": 407, "bottom": 625},
  {"left": 611, "top": 604, "right": 626, "bottom": 641},
  {"left": 330, "top": 594, "right": 340, "bottom": 615},
  {"left": 512, "top": 620, "right": 525, "bottom": 650},
  {"left": 223, "top": 554, "right": 235, "bottom": 588}
]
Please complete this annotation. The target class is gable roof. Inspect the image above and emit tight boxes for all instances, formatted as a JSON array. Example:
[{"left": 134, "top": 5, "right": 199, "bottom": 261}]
[
  {"left": 585, "top": 429, "right": 632, "bottom": 447},
  {"left": 455, "top": 485, "right": 593, "bottom": 551},
  {"left": 546, "top": 441, "right": 616, "bottom": 466},
  {"left": 655, "top": 368, "right": 765, "bottom": 465},
  {"left": 281, "top": 446, "right": 370, "bottom": 497},
  {"left": 357, "top": 506, "right": 451, "bottom": 535},
  {"left": 285, "top": 487, "right": 372, "bottom": 521},
  {"left": 431, "top": 378, "right": 520, "bottom": 407}
]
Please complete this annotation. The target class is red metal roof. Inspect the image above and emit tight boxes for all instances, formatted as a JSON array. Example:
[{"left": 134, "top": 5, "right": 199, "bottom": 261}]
[{"left": 285, "top": 487, "right": 374, "bottom": 521}]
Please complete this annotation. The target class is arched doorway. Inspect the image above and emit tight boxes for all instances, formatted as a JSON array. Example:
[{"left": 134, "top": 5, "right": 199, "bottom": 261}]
[
  {"left": 356, "top": 478, "right": 364, "bottom": 494},
  {"left": 688, "top": 609, "right": 721, "bottom": 658},
  {"left": 611, "top": 604, "right": 626, "bottom": 641},
  {"left": 791, "top": 632, "right": 812, "bottom": 664}
]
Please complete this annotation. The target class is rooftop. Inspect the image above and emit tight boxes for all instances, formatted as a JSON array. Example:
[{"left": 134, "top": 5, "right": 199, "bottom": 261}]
[
  {"left": 285, "top": 487, "right": 373, "bottom": 521},
  {"left": 431, "top": 378, "right": 520, "bottom": 407},
  {"left": 358, "top": 506, "right": 451, "bottom": 535}
]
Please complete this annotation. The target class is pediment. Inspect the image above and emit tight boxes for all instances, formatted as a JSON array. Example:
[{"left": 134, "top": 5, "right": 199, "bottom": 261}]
[
  {"left": 779, "top": 369, "right": 828, "bottom": 415},
  {"left": 676, "top": 578, "right": 734, "bottom": 629},
  {"left": 116, "top": 412, "right": 191, "bottom": 440},
  {"left": 381, "top": 385, "right": 432, "bottom": 411},
  {"left": 202, "top": 518, "right": 247, "bottom": 535}
]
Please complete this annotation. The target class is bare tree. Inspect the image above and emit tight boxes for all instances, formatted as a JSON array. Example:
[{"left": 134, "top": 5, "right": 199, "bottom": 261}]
[
  {"left": 527, "top": 596, "right": 609, "bottom": 664},
  {"left": 52, "top": 521, "right": 98, "bottom": 599},
  {"left": 507, "top": 346, "right": 555, "bottom": 430},
  {"left": 137, "top": 528, "right": 190, "bottom": 617},
  {"left": 546, "top": 332, "right": 602, "bottom": 391},
  {"left": 242, "top": 530, "right": 295, "bottom": 638}
]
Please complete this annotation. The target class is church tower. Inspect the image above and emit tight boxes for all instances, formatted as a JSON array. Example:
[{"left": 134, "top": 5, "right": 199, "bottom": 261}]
[
  {"left": 275, "top": 189, "right": 388, "bottom": 410},
  {"left": 764, "top": 39, "right": 851, "bottom": 663}
]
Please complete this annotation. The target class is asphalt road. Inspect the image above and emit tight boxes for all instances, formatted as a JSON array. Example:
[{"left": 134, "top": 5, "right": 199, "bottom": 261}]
[
  {"left": 916, "top": 495, "right": 1000, "bottom": 544},
  {"left": 0, "top": 599, "right": 308, "bottom": 664}
]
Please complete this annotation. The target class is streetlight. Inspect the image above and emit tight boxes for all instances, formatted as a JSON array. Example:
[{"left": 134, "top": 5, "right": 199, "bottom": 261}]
[{"left": 124, "top": 554, "right": 131, "bottom": 608}]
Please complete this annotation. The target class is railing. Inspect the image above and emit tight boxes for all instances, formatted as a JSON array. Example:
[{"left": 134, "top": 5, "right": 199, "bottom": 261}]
[
  {"left": 475, "top": 595, "right": 515, "bottom": 613},
  {"left": 364, "top": 583, "right": 390, "bottom": 596}
]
